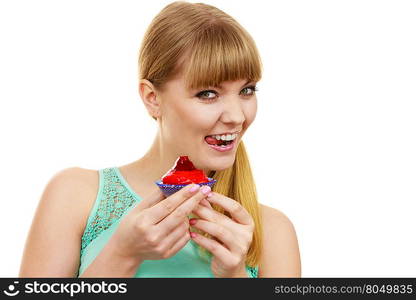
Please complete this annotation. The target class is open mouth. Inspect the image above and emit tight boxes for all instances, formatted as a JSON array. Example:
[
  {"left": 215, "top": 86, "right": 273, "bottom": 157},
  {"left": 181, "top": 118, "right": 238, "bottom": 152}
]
[
  {"left": 204, "top": 133, "right": 238, "bottom": 148},
  {"left": 204, "top": 137, "right": 234, "bottom": 146}
]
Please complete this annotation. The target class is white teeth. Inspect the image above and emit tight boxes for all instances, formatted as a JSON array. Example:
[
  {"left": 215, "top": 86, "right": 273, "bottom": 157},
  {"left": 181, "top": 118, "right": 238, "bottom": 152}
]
[{"left": 212, "top": 133, "right": 237, "bottom": 141}]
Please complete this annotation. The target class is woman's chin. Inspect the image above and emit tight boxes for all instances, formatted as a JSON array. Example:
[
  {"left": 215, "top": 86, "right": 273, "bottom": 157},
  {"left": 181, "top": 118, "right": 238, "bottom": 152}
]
[
  {"left": 198, "top": 156, "right": 236, "bottom": 173},
  {"left": 189, "top": 141, "right": 238, "bottom": 172}
]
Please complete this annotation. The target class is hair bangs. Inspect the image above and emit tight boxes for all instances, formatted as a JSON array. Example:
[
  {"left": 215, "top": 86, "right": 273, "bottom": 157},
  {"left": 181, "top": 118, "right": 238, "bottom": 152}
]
[{"left": 181, "top": 24, "right": 262, "bottom": 90}]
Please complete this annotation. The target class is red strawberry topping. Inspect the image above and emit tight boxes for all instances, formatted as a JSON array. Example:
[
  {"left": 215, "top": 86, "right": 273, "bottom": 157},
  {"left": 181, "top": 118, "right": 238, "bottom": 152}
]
[{"left": 162, "top": 156, "right": 209, "bottom": 184}]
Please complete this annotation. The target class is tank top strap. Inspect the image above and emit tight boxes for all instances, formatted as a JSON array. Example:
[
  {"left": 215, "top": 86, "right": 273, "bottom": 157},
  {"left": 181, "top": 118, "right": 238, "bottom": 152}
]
[
  {"left": 80, "top": 167, "right": 139, "bottom": 258},
  {"left": 246, "top": 265, "right": 259, "bottom": 278}
]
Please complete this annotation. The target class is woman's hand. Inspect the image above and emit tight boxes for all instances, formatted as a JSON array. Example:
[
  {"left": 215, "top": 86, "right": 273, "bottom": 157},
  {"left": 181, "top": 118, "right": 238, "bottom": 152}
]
[
  {"left": 110, "top": 184, "right": 211, "bottom": 264},
  {"left": 190, "top": 192, "right": 255, "bottom": 278}
]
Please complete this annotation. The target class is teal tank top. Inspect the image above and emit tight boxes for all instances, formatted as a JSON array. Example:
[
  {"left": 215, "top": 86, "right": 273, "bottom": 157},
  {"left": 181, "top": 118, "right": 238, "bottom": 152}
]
[{"left": 77, "top": 167, "right": 259, "bottom": 278}]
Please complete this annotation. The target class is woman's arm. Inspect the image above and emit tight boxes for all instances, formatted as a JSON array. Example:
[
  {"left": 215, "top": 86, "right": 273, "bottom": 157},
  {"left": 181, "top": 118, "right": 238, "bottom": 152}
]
[
  {"left": 78, "top": 235, "right": 143, "bottom": 277},
  {"left": 258, "top": 204, "right": 302, "bottom": 277},
  {"left": 19, "top": 167, "right": 116, "bottom": 277}
]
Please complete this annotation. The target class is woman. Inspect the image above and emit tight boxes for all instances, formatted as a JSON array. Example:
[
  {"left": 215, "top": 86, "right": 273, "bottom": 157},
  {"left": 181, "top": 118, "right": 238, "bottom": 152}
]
[{"left": 19, "top": 1, "right": 301, "bottom": 278}]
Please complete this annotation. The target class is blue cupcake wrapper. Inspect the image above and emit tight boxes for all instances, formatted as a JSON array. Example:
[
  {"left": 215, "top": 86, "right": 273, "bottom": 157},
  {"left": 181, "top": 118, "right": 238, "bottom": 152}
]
[{"left": 155, "top": 178, "right": 217, "bottom": 197}]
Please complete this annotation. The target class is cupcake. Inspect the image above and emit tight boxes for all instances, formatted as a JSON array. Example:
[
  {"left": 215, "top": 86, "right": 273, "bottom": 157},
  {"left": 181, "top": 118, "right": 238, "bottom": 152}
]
[{"left": 155, "top": 156, "right": 217, "bottom": 196}]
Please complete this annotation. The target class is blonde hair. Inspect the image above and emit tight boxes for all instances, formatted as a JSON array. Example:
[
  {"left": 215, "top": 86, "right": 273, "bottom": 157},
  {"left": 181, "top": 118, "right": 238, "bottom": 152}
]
[{"left": 138, "top": 1, "right": 263, "bottom": 268}]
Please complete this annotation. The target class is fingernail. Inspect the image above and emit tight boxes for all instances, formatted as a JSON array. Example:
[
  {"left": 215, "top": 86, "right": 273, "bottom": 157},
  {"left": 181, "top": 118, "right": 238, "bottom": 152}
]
[
  {"left": 189, "top": 184, "right": 200, "bottom": 193},
  {"left": 189, "top": 218, "right": 197, "bottom": 225},
  {"left": 201, "top": 185, "right": 211, "bottom": 195},
  {"left": 190, "top": 232, "right": 197, "bottom": 238},
  {"left": 207, "top": 192, "right": 213, "bottom": 198}
]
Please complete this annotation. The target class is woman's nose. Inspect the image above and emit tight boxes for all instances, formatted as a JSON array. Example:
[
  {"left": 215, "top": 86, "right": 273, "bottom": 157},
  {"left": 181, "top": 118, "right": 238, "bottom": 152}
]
[{"left": 220, "top": 97, "right": 245, "bottom": 125}]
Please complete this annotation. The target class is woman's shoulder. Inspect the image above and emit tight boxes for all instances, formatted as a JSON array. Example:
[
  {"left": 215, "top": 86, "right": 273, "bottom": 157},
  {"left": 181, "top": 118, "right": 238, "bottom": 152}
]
[
  {"left": 50, "top": 166, "right": 99, "bottom": 188},
  {"left": 19, "top": 167, "right": 101, "bottom": 277},
  {"left": 259, "top": 203, "right": 298, "bottom": 243},
  {"left": 47, "top": 167, "right": 99, "bottom": 201},
  {"left": 258, "top": 203, "right": 301, "bottom": 277},
  {"left": 43, "top": 166, "right": 100, "bottom": 235},
  {"left": 259, "top": 204, "right": 298, "bottom": 242},
  {"left": 259, "top": 204, "right": 292, "bottom": 224}
]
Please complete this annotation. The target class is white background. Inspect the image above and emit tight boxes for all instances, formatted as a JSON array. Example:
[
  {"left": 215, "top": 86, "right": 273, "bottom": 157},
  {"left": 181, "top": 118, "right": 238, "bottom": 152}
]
[{"left": 0, "top": 0, "right": 415, "bottom": 277}]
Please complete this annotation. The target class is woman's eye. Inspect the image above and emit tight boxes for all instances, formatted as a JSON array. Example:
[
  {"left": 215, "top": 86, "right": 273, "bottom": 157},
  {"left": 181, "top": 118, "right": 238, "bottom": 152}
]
[
  {"left": 241, "top": 85, "right": 258, "bottom": 96},
  {"left": 196, "top": 90, "right": 217, "bottom": 101}
]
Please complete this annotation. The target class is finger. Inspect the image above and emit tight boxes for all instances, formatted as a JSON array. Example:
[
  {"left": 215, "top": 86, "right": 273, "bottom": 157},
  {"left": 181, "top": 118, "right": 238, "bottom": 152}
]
[
  {"left": 200, "top": 198, "right": 212, "bottom": 208},
  {"left": 133, "top": 188, "right": 165, "bottom": 212},
  {"left": 207, "top": 193, "right": 252, "bottom": 225},
  {"left": 160, "top": 219, "right": 189, "bottom": 251},
  {"left": 157, "top": 185, "right": 211, "bottom": 232},
  {"left": 191, "top": 204, "right": 205, "bottom": 218},
  {"left": 190, "top": 231, "right": 234, "bottom": 261},
  {"left": 146, "top": 184, "right": 201, "bottom": 224},
  {"left": 164, "top": 231, "right": 191, "bottom": 258},
  {"left": 190, "top": 219, "right": 239, "bottom": 253},
  {"left": 192, "top": 204, "right": 236, "bottom": 229}
]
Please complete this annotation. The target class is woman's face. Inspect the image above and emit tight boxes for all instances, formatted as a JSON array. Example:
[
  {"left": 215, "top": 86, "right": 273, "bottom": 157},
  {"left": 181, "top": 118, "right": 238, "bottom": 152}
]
[{"left": 157, "top": 74, "right": 258, "bottom": 172}]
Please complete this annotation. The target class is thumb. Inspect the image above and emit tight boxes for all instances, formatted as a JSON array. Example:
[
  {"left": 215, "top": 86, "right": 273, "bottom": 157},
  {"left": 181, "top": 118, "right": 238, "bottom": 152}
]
[{"left": 133, "top": 187, "right": 165, "bottom": 212}]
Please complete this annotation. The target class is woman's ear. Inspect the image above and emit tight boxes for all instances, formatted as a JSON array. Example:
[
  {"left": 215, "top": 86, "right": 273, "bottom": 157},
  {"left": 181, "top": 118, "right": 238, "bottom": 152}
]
[{"left": 139, "top": 79, "right": 161, "bottom": 119}]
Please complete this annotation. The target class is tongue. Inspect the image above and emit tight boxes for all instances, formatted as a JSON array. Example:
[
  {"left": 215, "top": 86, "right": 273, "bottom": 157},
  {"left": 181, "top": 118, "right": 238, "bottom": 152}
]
[{"left": 205, "top": 136, "right": 221, "bottom": 145}]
